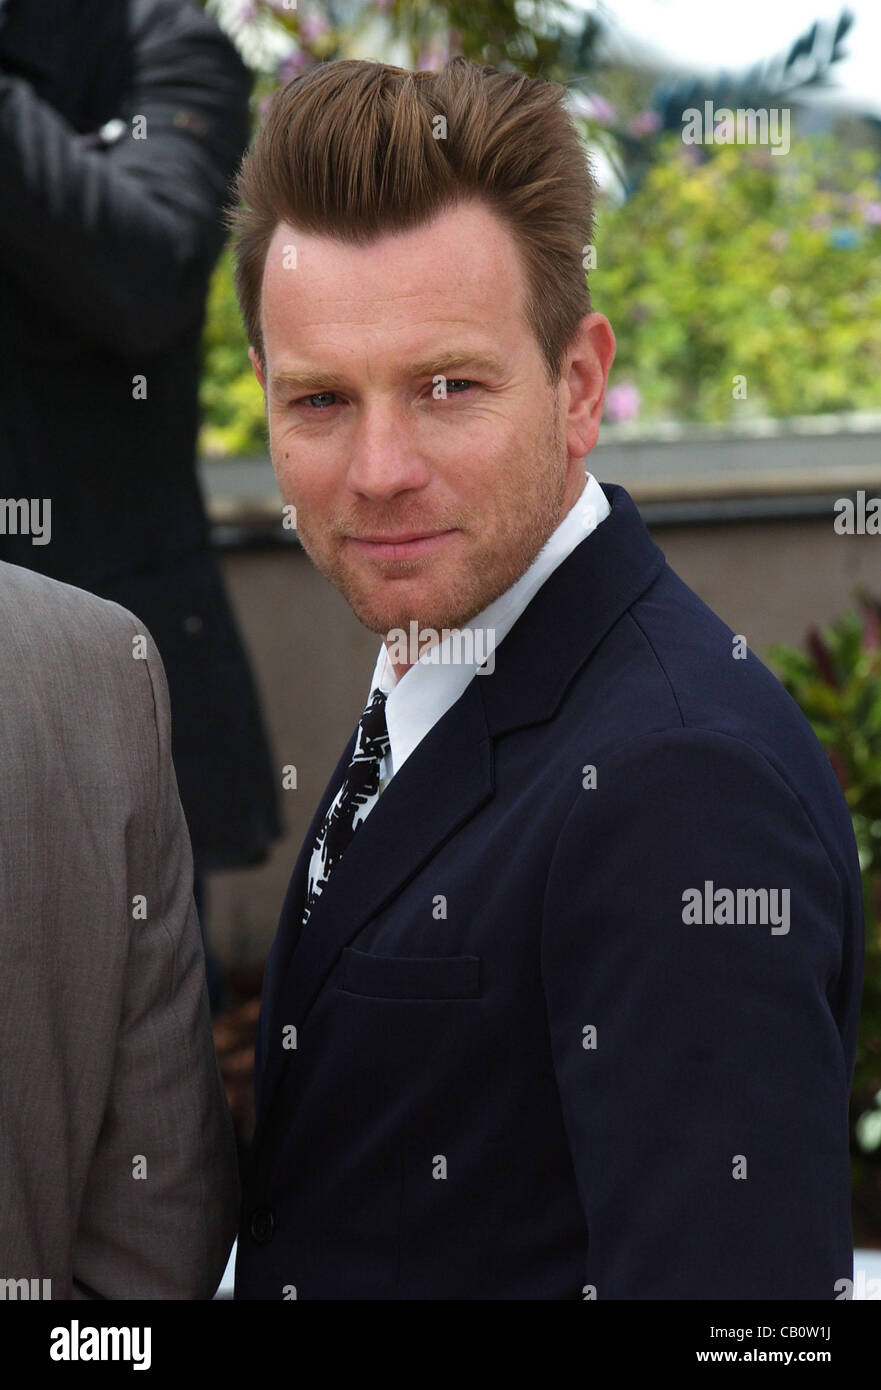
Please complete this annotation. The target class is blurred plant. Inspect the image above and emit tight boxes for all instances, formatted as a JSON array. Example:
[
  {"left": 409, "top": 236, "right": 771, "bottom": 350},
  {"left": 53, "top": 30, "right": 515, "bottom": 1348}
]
[
  {"left": 563, "top": 10, "right": 857, "bottom": 204},
  {"left": 200, "top": 245, "right": 267, "bottom": 457},
  {"left": 768, "top": 595, "right": 881, "bottom": 1240},
  {"left": 202, "top": 0, "right": 593, "bottom": 87},
  {"left": 604, "top": 380, "right": 641, "bottom": 424},
  {"left": 592, "top": 135, "right": 881, "bottom": 426}
]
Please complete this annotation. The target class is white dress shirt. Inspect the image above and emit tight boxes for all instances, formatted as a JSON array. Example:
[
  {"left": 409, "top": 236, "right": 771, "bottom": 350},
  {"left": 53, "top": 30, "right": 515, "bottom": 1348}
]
[{"left": 367, "top": 471, "right": 610, "bottom": 790}]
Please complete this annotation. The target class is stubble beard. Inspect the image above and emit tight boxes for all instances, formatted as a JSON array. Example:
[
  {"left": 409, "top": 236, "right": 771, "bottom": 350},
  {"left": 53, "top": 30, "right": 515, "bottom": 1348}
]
[{"left": 293, "top": 402, "right": 570, "bottom": 638}]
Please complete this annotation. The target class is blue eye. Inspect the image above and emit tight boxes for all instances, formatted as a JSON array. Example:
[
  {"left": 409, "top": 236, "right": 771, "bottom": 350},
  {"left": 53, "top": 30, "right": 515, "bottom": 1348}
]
[{"left": 288, "top": 379, "right": 475, "bottom": 411}]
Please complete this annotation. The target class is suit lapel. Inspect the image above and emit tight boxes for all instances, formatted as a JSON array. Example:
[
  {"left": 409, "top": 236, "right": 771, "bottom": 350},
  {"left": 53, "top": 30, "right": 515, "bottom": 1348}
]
[
  {"left": 257, "top": 727, "right": 356, "bottom": 1027},
  {"left": 289, "top": 681, "right": 492, "bottom": 1017},
  {"left": 255, "top": 681, "right": 493, "bottom": 1130}
]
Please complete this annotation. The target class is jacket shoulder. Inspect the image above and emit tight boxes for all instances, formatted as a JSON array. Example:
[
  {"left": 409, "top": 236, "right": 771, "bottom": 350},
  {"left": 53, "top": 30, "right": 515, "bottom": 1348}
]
[
  {"left": 0, "top": 560, "right": 156, "bottom": 699},
  {"left": 127, "top": 0, "right": 251, "bottom": 79}
]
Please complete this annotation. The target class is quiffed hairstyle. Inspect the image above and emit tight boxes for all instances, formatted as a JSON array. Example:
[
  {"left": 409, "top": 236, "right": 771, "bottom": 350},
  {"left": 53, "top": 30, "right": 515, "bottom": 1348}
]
[{"left": 226, "top": 57, "right": 596, "bottom": 381}]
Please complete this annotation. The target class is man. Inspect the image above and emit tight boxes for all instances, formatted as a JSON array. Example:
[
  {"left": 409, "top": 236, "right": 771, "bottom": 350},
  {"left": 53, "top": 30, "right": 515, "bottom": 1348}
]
[
  {"left": 230, "top": 58, "right": 864, "bottom": 1299},
  {"left": 0, "top": 0, "right": 281, "bottom": 974},
  {"left": 0, "top": 561, "right": 239, "bottom": 1298}
]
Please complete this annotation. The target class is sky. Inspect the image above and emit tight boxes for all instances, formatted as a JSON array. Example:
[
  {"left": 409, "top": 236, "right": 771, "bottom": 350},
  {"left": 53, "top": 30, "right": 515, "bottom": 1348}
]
[{"left": 577, "top": 0, "right": 881, "bottom": 116}]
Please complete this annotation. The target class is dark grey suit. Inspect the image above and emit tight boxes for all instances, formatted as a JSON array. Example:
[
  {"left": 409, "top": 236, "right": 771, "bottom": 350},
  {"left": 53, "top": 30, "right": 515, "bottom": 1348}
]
[{"left": 0, "top": 559, "right": 238, "bottom": 1298}]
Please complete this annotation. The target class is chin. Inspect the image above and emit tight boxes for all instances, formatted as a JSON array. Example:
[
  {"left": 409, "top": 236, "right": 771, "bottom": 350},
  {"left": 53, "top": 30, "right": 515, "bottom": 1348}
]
[{"left": 344, "top": 582, "right": 448, "bottom": 637}]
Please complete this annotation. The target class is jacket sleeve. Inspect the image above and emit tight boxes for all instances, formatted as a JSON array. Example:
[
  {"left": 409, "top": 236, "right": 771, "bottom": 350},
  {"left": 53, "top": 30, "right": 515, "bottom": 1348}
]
[
  {"left": 0, "top": 0, "right": 251, "bottom": 356},
  {"left": 71, "top": 617, "right": 240, "bottom": 1299},
  {"left": 540, "top": 726, "right": 856, "bottom": 1299}
]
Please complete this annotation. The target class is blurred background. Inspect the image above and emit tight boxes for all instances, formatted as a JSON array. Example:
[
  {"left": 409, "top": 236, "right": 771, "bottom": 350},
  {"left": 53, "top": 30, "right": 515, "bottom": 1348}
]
[{"left": 195, "top": 0, "right": 881, "bottom": 1255}]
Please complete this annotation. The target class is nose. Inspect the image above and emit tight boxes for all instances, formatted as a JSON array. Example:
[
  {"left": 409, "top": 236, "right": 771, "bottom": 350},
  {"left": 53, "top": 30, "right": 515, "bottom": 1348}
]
[{"left": 346, "top": 397, "right": 431, "bottom": 500}]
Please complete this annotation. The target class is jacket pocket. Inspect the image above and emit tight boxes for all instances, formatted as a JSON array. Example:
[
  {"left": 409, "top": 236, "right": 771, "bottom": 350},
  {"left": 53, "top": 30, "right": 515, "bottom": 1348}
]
[{"left": 336, "top": 947, "right": 481, "bottom": 1000}]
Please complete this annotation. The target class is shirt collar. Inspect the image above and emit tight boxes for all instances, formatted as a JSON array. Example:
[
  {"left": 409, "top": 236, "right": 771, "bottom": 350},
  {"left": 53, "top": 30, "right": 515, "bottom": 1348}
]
[{"left": 368, "top": 472, "right": 610, "bottom": 774}]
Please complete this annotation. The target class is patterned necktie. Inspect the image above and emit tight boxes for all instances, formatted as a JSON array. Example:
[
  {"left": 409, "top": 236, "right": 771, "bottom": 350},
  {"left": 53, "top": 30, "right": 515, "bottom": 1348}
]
[{"left": 302, "top": 687, "right": 391, "bottom": 927}]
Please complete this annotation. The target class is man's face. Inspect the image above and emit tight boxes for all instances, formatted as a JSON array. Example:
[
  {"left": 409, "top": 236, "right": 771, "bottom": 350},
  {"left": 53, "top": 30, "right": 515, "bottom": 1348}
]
[{"left": 252, "top": 198, "right": 613, "bottom": 640}]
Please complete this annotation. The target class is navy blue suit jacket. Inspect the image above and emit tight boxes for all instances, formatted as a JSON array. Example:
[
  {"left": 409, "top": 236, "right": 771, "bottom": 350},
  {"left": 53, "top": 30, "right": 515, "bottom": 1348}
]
[{"left": 236, "top": 481, "right": 864, "bottom": 1300}]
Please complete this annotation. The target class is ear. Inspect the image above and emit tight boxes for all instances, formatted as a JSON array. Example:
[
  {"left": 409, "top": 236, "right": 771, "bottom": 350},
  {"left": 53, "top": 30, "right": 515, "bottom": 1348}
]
[
  {"left": 249, "top": 345, "right": 266, "bottom": 391},
  {"left": 563, "top": 312, "right": 616, "bottom": 459}
]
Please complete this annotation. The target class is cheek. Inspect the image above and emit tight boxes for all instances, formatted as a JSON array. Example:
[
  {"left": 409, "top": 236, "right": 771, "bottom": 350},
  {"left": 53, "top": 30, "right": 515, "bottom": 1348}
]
[
  {"left": 450, "top": 429, "right": 517, "bottom": 497},
  {"left": 275, "top": 463, "right": 328, "bottom": 515},
  {"left": 268, "top": 422, "right": 333, "bottom": 498},
  {"left": 269, "top": 408, "right": 341, "bottom": 467},
  {"left": 270, "top": 450, "right": 310, "bottom": 516}
]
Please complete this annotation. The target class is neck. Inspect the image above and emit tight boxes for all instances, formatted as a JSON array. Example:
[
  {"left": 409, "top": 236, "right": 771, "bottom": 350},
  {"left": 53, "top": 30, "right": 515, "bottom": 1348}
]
[{"left": 382, "top": 469, "right": 590, "bottom": 682}]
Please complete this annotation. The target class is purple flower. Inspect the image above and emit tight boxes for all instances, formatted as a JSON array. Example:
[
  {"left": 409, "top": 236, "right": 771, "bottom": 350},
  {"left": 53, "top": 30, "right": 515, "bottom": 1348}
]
[
  {"left": 605, "top": 381, "right": 641, "bottom": 424},
  {"left": 277, "top": 48, "right": 310, "bottom": 82},
  {"left": 861, "top": 201, "right": 881, "bottom": 226},
  {"left": 628, "top": 109, "right": 661, "bottom": 137},
  {"left": 300, "top": 13, "right": 329, "bottom": 43},
  {"left": 417, "top": 40, "right": 450, "bottom": 71},
  {"left": 589, "top": 95, "right": 617, "bottom": 125}
]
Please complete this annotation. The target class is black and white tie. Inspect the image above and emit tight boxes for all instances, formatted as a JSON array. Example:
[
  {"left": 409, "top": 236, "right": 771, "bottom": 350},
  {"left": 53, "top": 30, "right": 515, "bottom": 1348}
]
[{"left": 302, "top": 687, "right": 391, "bottom": 927}]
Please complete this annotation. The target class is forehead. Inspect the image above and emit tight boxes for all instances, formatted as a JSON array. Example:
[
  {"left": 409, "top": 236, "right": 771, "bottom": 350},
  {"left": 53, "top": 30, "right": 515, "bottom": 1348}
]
[{"left": 259, "top": 198, "right": 532, "bottom": 363}]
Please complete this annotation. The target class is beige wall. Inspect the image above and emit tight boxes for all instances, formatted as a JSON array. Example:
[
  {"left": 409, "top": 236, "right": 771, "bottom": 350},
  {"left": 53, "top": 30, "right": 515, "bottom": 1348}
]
[{"left": 206, "top": 518, "right": 880, "bottom": 965}]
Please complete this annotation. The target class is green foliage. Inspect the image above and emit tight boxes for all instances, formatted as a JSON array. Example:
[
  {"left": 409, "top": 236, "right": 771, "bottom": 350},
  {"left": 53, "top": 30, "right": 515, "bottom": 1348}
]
[
  {"left": 200, "top": 246, "right": 266, "bottom": 458},
  {"left": 372, "top": 0, "right": 577, "bottom": 78},
  {"left": 767, "top": 603, "right": 881, "bottom": 1130},
  {"left": 591, "top": 135, "right": 881, "bottom": 423}
]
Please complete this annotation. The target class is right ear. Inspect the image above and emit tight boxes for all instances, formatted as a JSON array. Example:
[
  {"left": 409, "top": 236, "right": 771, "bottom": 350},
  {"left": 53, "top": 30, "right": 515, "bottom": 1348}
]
[{"left": 249, "top": 346, "right": 266, "bottom": 391}]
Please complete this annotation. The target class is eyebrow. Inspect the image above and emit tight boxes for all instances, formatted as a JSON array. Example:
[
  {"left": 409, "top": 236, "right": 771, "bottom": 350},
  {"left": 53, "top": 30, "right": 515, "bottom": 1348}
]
[{"left": 268, "top": 350, "right": 508, "bottom": 397}]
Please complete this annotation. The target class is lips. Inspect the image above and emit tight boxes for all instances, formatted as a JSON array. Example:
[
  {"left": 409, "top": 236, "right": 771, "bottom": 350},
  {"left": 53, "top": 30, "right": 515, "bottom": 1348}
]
[
  {"left": 346, "top": 529, "right": 457, "bottom": 560},
  {"left": 356, "top": 531, "right": 444, "bottom": 543}
]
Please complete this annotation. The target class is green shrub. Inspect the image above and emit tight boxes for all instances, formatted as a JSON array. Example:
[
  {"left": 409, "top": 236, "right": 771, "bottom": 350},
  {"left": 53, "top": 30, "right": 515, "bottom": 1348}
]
[
  {"left": 768, "top": 602, "right": 881, "bottom": 1240},
  {"left": 591, "top": 135, "right": 881, "bottom": 424}
]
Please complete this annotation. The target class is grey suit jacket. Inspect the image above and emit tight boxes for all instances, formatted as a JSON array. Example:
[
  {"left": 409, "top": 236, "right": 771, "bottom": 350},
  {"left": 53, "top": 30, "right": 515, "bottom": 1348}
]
[{"left": 0, "top": 559, "right": 239, "bottom": 1298}]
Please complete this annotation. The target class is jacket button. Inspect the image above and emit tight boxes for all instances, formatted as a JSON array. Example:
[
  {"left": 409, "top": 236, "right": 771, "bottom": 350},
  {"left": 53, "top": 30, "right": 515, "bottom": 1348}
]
[{"left": 250, "top": 1208, "right": 276, "bottom": 1244}]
